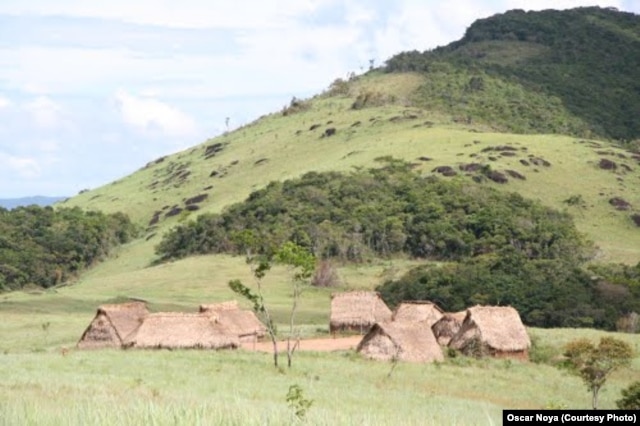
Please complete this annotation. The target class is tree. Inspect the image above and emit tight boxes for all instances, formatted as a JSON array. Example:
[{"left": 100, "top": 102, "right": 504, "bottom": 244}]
[
  {"left": 563, "top": 337, "right": 633, "bottom": 409},
  {"left": 228, "top": 230, "right": 280, "bottom": 367},
  {"left": 275, "top": 241, "right": 315, "bottom": 368},
  {"left": 228, "top": 237, "right": 315, "bottom": 368}
]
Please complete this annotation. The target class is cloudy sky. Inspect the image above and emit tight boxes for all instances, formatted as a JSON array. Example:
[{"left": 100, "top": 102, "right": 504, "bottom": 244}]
[{"left": 0, "top": 1, "right": 638, "bottom": 197}]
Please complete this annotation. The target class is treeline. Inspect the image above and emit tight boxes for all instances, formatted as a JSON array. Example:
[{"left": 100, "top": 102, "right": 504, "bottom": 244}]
[
  {"left": 0, "top": 206, "right": 137, "bottom": 291},
  {"left": 377, "top": 250, "right": 640, "bottom": 330},
  {"left": 384, "top": 7, "right": 640, "bottom": 142},
  {"left": 156, "top": 159, "right": 590, "bottom": 264}
]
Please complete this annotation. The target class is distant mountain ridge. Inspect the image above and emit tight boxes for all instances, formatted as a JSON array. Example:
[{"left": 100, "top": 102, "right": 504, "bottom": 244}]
[{"left": 0, "top": 196, "right": 67, "bottom": 209}]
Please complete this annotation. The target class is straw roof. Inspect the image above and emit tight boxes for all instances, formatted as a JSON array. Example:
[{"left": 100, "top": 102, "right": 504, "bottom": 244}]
[
  {"left": 77, "top": 302, "right": 148, "bottom": 349},
  {"left": 124, "top": 313, "right": 239, "bottom": 350},
  {"left": 392, "top": 301, "right": 443, "bottom": 326},
  {"left": 357, "top": 321, "right": 444, "bottom": 363},
  {"left": 330, "top": 291, "right": 392, "bottom": 333},
  {"left": 448, "top": 306, "right": 531, "bottom": 356},
  {"left": 199, "top": 300, "right": 266, "bottom": 341},
  {"left": 431, "top": 311, "right": 466, "bottom": 346}
]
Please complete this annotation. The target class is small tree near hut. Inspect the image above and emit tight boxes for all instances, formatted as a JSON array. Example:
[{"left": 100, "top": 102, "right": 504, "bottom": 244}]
[
  {"left": 563, "top": 337, "right": 633, "bottom": 410},
  {"left": 275, "top": 241, "right": 315, "bottom": 368},
  {"left": 229, "top": 234, "right": 314, "bottom": 368}
]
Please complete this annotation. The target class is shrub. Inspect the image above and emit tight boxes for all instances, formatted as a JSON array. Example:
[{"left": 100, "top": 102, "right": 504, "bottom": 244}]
[{"left": 617, "top": 381, "right": 640, "bottom": 409}]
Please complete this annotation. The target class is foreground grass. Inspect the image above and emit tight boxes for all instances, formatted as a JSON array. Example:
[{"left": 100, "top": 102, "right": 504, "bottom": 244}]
[{"left": 1, "top": 340, "right": 636, "bottom": 426}]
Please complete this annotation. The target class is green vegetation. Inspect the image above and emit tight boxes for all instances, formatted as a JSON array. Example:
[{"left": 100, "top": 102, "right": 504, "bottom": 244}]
[
  {"left": 377, "top": 254, "right": 640, "bottom": 330},
  {"left": 385, "top": 7, "right": 640, "bottom": 141},
  {"left": 0, "top": 206, "right": 136, "bottom": 291},
  {"left": 157, "top": 160, "right": 589, "bottom": 265},
  {"left": 563, "top": 337, "right": 633, "bottom": 409},
  {"left": 617, "top": 381, "right": 640, "bottom": 409}
]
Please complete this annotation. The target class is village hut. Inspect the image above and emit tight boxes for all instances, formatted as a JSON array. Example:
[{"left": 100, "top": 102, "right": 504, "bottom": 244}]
[
  {"left": 448, "top": 306, "right": 531, "bottom": 360},
  {"left": 199, "top": 301, "right": 267, "bottom": 343},
  {"left": 431, "top": 311, "right": 467, "bottom": 346},
  {"left": 77, "top": 301, "right": 148, "bottom": 349},
  {"left": 392, "top": 301, "right": 444, "bottom": 326},
  {"left": 124, "top": 313, "right": 239, "bottom": 350},
  {"left": 357, "top": 321, "right": 444, "bottom": 363},
  {"left": 329, "top": 291, "right": 392, "bottom": 334}
]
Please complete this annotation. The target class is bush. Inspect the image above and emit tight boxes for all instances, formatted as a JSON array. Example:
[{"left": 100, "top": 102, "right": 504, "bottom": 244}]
[{"left": 617, "top": 381, "right": 640, "bottom": 409}]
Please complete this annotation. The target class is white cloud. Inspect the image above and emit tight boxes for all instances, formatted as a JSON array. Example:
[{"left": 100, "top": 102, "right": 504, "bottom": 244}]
[
  {"left": 0, "top": 0, "right": 325, "bottom": 29},
  {"left": 0, "top": 153, "right": 41, "bottom": 179},
  {"left": 114, "top": 90, "right": 198, "bottom": 137},
  {"left": 23, "top": 96, "right": 63, "bottom": 128},
  {"left": 0, "top": 95, "right": 11, "bottom": 109}
]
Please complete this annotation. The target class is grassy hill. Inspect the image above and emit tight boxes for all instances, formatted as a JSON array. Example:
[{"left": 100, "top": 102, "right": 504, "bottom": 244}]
[{"left": 61, "top": 70, "right": 640, "bottom": 266}]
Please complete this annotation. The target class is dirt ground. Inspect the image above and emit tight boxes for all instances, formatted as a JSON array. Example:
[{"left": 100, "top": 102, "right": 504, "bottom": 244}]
[{"left": 240, "top": 336, "right": 362, "bottom": 353}]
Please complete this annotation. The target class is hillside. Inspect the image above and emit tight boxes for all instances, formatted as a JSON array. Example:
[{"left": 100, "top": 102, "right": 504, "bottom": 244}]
[
  {"left": 61, "top": 70, "right": 640, "bottom": 266},
  {"left": 385, "top": 6, "right": 640, "bottom": 142}
]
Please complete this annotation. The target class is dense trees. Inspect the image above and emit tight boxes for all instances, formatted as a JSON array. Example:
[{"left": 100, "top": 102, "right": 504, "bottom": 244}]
[
  {"left": 0, "top": 206, "right": 136, "bottom": 291},
  {"left": 156, "top": 160, "right": 590, "bottom": 265},
  {"left": 385, "top": 7, "right": 640, "bottom": 142}
]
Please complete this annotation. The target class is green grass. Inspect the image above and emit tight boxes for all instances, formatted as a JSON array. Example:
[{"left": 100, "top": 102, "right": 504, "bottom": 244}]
[{"left": 1, "top": 331, "right": 640, "bottom": 425}]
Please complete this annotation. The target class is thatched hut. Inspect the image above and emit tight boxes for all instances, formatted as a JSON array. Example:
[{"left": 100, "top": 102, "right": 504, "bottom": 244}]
[
  {"left": 357, "top": 322, "right": 444, "bottom": 363},
  {"left": 392, "top": 301, "right": 443, "bottom": 326},
  {"left": 77, "top": 302, "right": 148, "bottom": 349},
  {"left": 124, "top": 313, "right": 239, "bottom": 350},
  {"left": 448, "top": 306, "right": 531, "bottom": 360},
  {"left": 199, "top": 301, "right": 267, "bottom": 343},
  {"left": 431, "top": 311, "right": 467, "bottom": 346},
  {"left": 329, "top": 291, "right": 392, "bottom": 334}
]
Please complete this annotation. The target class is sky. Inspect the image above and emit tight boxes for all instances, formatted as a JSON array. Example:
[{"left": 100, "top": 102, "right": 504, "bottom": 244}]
[{"left": 0, "top": 1, "right": 638, "bottom": 197}]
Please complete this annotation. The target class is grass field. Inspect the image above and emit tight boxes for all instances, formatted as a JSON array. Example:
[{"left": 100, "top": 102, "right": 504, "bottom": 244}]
[{"left": 1, "top": 328, "right": 640, "bottom": 425}]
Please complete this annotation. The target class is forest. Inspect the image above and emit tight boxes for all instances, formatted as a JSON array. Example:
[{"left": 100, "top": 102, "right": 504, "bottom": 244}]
[{"left": 0, "top": 206, "right": 136, "bottom": 291}]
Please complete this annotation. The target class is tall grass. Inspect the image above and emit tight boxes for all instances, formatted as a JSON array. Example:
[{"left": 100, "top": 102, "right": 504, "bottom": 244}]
[{"left": 1, "top": 332, "right": 640, "bottom": 425}]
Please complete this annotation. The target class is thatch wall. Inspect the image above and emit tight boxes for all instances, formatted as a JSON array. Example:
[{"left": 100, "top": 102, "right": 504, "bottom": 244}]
[
  {"left": 431, "top": 311, "right": 466, "bottom": 346},
  {"left": 392, "top": 301, "right": 443, "bottom": 326},
  {"left": 357, "top": 322, "right": 444, "bottom": 363},
  {"left": 77, "top": 302, "right": 148, "bottom": 349},
  {"left": 124, "top": 313, "right": 239, "bottom": 350},
  {"left": 330, "top": 291, "right": 392, "bottom": 334},
  {"left": 448, "top": 306, "right": 530, "bottom": 360}
]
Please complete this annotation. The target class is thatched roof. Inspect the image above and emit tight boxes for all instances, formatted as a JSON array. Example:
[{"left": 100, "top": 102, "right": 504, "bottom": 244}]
[
  {"left": 330, "top": 291, "right": 392, "bottom": 333},
  {"left": 431, "top": 311, "right": 466, "bottom": 346},
  {"left": 77, "top": 302, "right": 148, "bottom": 349},
  {"left": 357, "top": 321, "right": 444, "bottom": 363},
  {"left": 392, "top": 301, "right": 443, "bottom": 326},
  {"left": 448, "top": 306, "right": 531, "bottom": 355},
  {"left": 124, "top": 313, "right": 239, "bottom": 350},
  {"left": 199, "top": 300, "right": 266, "bottom": 340}
]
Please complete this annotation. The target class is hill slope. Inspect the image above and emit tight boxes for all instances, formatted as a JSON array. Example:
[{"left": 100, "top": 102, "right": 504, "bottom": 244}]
[
  {"left": 62, "top": 70, "right": 640, "bottom": 265},
  {"left": 385, "top": 6, "right": 640, "bottom": 141}
]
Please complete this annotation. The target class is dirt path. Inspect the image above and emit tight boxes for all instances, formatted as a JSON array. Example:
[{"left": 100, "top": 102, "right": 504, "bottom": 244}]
[{"left": 241, "top": 336, "right": 362, "bottom": 353}]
